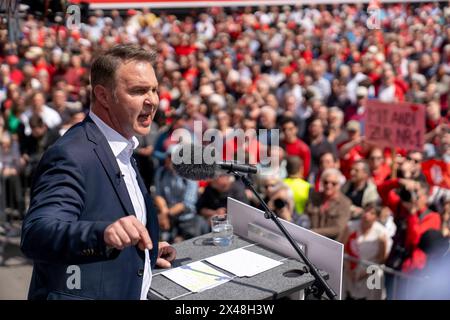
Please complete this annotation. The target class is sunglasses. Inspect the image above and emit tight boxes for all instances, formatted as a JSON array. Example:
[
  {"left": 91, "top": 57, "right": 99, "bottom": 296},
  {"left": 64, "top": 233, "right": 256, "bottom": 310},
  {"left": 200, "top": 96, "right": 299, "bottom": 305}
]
[{"left": 407, "top": 157, "right": 421, "bottom": 164}]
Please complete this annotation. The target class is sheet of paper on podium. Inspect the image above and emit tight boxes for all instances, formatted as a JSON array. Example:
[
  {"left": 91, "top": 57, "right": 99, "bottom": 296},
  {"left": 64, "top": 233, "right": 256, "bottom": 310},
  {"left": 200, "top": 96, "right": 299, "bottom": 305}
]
[
  {"left": 160, "top": 261, "right": 232, "bottom": 292},
  {"left": 205, "top": 248, "right": 283, "bottom": 277}
]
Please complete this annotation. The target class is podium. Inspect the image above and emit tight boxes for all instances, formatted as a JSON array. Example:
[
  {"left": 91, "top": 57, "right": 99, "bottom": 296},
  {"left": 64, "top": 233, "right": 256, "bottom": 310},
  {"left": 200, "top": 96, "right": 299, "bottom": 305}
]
[
  {"left": 149, "top": 197, "right": 342, "bottom": 300},
  {"left": 149, "top": 233, "right": 326, "bottom": 300}
]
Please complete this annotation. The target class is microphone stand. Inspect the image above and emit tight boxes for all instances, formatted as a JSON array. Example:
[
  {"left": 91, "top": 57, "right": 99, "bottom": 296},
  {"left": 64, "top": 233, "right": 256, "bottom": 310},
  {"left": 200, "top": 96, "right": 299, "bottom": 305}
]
[{"left": 232, "top": 171, "right": 337, "bottom": 300}]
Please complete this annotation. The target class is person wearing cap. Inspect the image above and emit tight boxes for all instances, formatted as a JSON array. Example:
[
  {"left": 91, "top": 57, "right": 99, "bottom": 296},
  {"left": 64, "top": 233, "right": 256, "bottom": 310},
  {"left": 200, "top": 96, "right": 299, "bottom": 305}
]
[
  {"left": 338, "top": 120, "right": 367, "bottom": 178},
  {"left": 347, "top": 86, "right": 368, "bottom": 124}
]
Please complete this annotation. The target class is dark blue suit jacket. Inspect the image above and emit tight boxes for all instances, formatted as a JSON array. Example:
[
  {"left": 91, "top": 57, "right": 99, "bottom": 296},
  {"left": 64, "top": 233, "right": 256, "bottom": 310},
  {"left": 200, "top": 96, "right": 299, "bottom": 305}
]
[{"left": 21, "top": 116, "right": 159, "bottom": 300}]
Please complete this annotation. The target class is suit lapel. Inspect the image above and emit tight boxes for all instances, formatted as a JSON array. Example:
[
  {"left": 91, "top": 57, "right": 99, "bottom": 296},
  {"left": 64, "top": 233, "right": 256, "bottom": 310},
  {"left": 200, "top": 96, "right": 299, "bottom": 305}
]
[{"left": 85, "top": 116, "right": 136, "bottom": 216}]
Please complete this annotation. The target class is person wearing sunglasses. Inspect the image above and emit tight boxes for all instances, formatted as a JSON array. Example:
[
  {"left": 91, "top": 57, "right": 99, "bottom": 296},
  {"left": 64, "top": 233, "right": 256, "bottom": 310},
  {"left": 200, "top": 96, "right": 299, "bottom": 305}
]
[
  {"left": 405, "top": 150, "right": 427, "bottom": 182},
  {"left": 304, "top": 168, "right": 352, "bottom": 242}
]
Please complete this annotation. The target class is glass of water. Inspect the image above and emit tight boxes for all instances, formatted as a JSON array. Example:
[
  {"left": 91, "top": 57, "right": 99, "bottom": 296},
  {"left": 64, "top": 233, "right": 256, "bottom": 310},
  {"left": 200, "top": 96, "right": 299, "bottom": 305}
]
[{"left": 211, "top": 214, "right": 233, "bottom": 246}]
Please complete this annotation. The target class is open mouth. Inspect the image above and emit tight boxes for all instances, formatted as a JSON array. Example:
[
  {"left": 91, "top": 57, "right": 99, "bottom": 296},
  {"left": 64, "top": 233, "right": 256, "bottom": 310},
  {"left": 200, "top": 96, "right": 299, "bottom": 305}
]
[
  {"left": 137, "top": 112, "right": 153, "bottom": 126},
  {"left": 138, "top": 112, "right": 152, "bottom": 121}
]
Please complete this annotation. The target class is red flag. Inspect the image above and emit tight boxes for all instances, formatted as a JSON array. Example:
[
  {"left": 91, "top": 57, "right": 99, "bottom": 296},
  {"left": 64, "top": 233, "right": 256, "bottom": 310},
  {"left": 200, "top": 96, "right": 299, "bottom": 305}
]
[{"left": 421, "top": 159, "right": 450, "bottom": 189}]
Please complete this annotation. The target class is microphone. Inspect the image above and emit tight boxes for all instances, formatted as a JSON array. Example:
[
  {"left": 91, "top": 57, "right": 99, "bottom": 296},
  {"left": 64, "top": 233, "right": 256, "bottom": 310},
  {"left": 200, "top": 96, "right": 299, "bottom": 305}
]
[
  {"left": 171, "top": 143, "right": 258, "bottom": 180},
  {"left": 218, "top": 162, "right": 257, "bottom": 174}
]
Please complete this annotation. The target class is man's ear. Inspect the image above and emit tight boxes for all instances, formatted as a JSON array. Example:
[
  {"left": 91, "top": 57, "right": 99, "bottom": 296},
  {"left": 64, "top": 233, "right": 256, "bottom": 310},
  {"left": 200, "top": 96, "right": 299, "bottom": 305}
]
[{"left": 93, "top": 85, "right": 110, "bottom": 108}]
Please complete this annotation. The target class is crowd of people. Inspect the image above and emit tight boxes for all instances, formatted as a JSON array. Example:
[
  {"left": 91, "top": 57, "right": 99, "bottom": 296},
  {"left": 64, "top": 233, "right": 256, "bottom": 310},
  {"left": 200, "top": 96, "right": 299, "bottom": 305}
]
[{"left": 0, "top": 2, "right": 449, "bottom": 299}]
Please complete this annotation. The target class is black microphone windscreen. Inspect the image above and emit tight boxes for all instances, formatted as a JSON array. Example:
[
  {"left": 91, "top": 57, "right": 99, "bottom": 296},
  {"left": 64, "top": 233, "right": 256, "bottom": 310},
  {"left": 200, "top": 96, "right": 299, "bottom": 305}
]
[{"left": 171, "top": 143, "right": 217, "bottom": 180}]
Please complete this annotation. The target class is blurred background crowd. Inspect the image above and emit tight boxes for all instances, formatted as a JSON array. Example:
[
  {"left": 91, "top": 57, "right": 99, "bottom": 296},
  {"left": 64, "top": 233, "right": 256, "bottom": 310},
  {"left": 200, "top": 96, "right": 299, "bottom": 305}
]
[{"left": 0, "top": 1, "right": 449, "bottom": 299}]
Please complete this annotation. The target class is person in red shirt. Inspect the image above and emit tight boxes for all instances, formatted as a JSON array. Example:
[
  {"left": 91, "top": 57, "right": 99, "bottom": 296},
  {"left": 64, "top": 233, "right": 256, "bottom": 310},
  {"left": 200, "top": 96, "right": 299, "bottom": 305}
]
[
  {"left": 338, "top": 120, "right": 366, "bottom": 178},
  {"left": 281, "top": 117, "right": 311, "bottom": 179},
  {"left": 425, "top": 99, "right": 449, "bottom": 147},
  {"left": 6, "top": 55, "right": 24, "bottom": 86},
  {"left": 367, "top": 147, "right": 391, "bottom": 186},
  {"left": 174, "top": 34, "right": 197, "bottom": 56},
  {"left": 378, "top": 178, "right": 441, "bottom": 273},
  {"left": 63, "top": 55, "right": 86, "bottom": 99}
]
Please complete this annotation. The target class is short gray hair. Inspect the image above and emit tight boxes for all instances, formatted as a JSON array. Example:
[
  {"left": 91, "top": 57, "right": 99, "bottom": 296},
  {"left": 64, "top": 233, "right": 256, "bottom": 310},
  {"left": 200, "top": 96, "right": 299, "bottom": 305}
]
[
  {"left": 321, "top": 168, "right": 345, "bottom": 186},
  {"left": 328, "top": 106, "right": 344, "bottom": 120}
]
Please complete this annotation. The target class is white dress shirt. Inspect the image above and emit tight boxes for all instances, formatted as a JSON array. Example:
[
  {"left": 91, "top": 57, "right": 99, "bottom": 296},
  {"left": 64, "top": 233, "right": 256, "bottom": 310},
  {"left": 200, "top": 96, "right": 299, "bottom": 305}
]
[
  {"left": 90, "top": 111, "right": 151, "bottom": 300},
  {"left": 21, "top": 105, "right": 63, "bottom": 135}
]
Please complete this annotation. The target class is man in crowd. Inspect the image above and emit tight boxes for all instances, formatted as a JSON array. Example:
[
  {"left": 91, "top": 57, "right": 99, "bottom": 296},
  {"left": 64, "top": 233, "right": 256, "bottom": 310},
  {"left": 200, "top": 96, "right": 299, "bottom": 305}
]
[
  {"left": 154, "top": 148, "right": 207, "bottom": 243},
  {"left": 281, "top": 117, "right": 311, "bottom": 179},
  {"left": 342, "top": 160, "right": 380, "bottom": 219}
]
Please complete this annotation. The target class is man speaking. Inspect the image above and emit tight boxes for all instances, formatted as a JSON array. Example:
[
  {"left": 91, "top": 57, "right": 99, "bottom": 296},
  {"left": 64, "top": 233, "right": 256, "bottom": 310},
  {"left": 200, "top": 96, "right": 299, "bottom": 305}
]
[{"left": 21, "top": 44, "right": 176, "bottom": 300}]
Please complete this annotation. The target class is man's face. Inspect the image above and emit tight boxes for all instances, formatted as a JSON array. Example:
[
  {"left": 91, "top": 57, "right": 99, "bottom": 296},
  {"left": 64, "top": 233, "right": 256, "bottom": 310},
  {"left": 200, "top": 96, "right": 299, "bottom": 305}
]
[
  {"left": 416, "top": 187, "right": 428, "bottom": 210},
  {"left": 402, "top": 185, "right": 427, "bottom": 211},
  {"left": 214, "top": 175, "right": 232, "bottom": 192},
  {"left": 369, "top": 149, "right": 384, "bottom": 169},
  {"left": 350, "top": 163, "right": 367, "bottom": 184},
  {"left": 322, "top": 174, "right": 340, "bottom": 198},
  {"left": 107, "top": 61, "right": 159, "bottom": 138},
  {"left": 347, "top": 128, "right": 360, "bottom": 140},
  {"left": 53, "top": 91, "right": 66, "bottom": 107},
  {"left": 320, "top": 153, "right": 335, "bottom": 171},
  {"left": 362, "top": 207, "right": 377, "bottom": 225},
  {"left": 32, "top": 93, "right": 45, "bottom": 110},
  {"left": 242, "top": 118, "right": 256, "bottom": 131},
  {"left": 186, "top": 99, "right": 198, "bottom": 117},
  {"left": 31, "top": 125, "right": 47, "bottom": 138},
  {"left": 262, "top": 178, "right": 278, "bottom": 196},
  {"left": 407, "top": 151, "right": 423, "bottom": 175},
  {"left": 309, "top": 120, "right": 323, "bottom": 137},
  {"left": 282, "top": 122, "right": 297, "bottom": 141},
  {"left": 260, "top": 110, "right": 275, "bottom": 129}
]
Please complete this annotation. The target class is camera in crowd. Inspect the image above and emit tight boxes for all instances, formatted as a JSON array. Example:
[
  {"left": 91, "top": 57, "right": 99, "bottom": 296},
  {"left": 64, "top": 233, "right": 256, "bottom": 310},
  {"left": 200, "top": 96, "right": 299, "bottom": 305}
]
[
  {"left": 273, "top": 198, "right": 288, "bottom": 210},
  {"left": 399, "top": 186, "right": 418, "bottom": 203}
]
